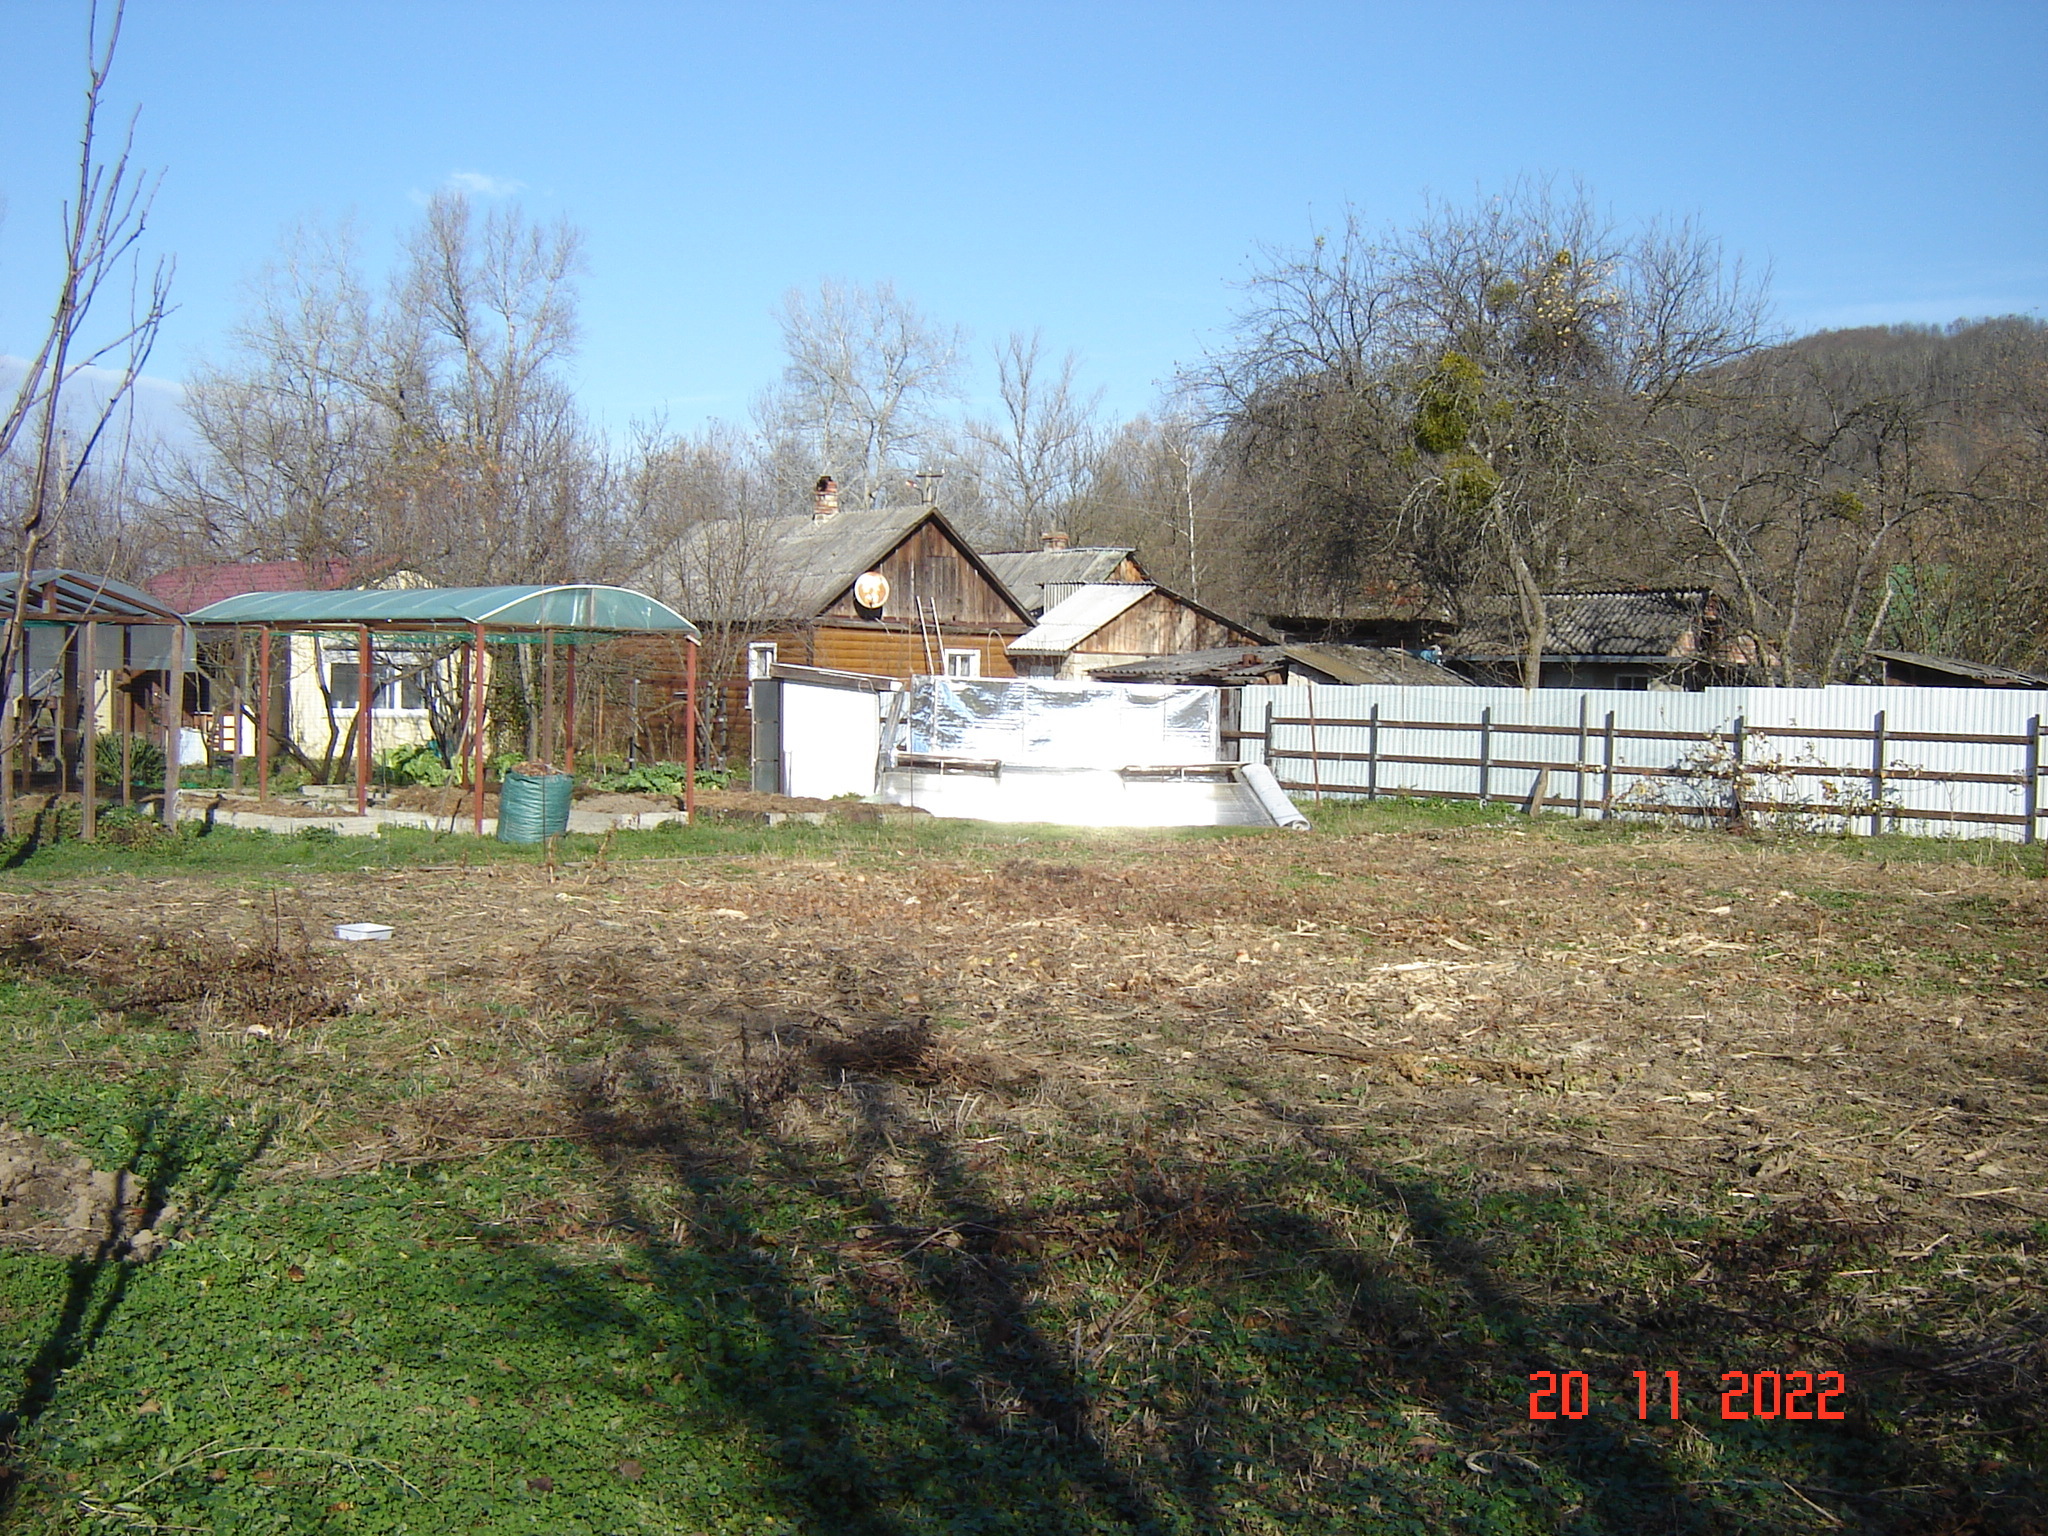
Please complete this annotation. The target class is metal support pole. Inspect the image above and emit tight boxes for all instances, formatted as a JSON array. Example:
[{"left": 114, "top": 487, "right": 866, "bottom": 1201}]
[
  {"left": 683, "top": 639, "right": 698, "bottom": 825},
  {"left": 471, "top": 624, "right": 488, "bottom": 836},
  {"left": 541, "top": 630, "right": 556, "bottom": 769},
  {"left": 81, "top": 622, "right": 97, "bottom": 842},
  {"left": 355, "top": 623, "right": 373, "bottom": 815},
  {"left": 230, "top": 631, "right": 246, "bottom": 792},
  {"left": 1870, "top": 709, "right": 1887, "bottom": 837},
  {"left": 162, "top": 623, "right": 187, "bottom": 829},
  {"left": 564, "top": 643, "right": 577, "bottom": 773},
  {"left": 257, "top": 628, "right": 273, "bottom": 804}
]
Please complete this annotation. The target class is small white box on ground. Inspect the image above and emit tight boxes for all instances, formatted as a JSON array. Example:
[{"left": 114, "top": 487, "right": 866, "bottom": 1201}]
[{"left": 334, "top": 923, "right": 393, "bottom": 942}]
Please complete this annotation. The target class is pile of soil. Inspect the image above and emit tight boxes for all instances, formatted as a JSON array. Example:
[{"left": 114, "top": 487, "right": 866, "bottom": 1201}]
[{"left": 0, "top": 1124, "right": 174, "bottom": 1261}]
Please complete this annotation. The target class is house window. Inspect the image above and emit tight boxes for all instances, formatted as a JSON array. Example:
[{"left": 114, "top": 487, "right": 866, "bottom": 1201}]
[
  {"left": 1615, "top": 673, "right": 1651, "bottom": 691},
  {"left": 748, "top": 642, "right": 779, "bottom": 680},
  {"left": 942, "top": 648, "right": 980, "bottom": 679},
  {"left": 326, "top": 650, "right": 428, "bottom": 712}
]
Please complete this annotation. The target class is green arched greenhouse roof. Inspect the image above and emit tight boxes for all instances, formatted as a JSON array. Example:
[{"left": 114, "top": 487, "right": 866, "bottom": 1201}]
[{"left": 187, "top": 584, "right": 699, "bottom": 641}]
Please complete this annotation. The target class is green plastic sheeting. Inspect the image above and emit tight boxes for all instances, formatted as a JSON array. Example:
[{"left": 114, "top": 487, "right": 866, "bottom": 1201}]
[
  {"left": 186, "top": 584, "right": 699, "bottom": 641},
  {"left": 498, "top": 772, "right": 575, "bottom": 842}
]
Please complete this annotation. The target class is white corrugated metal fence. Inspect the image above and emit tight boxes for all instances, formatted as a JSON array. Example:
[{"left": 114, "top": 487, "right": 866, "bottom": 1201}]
[{"left": 1234, "top": 685, "right": 2048, "bottom": 842}]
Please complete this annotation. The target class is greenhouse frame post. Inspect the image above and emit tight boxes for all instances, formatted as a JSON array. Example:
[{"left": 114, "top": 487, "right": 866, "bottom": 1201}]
[
  {"left": 472, "top": 623, "right": 488, "bottom": 836},
  {"left": 355, "top": 623, "right": 373, "bottom": 815},
  {"left": 684, "top": 639, "right": 698, "bottom": 824}
]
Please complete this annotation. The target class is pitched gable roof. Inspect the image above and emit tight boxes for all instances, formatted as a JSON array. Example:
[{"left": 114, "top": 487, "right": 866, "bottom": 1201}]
[
  {"left": 676, "top": 504, "right": 1028, "bottom": 621},
  {"left": 981, "top": 547, "right": 1139, "bottom": 615},
  {"left": 147, "top": 558, "right": 354, "bottom": 615},
  {"left": 1008, "top": 583, "right": 1157, "bottom": 656}
]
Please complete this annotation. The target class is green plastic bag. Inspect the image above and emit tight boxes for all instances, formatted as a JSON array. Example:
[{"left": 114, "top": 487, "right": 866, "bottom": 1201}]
[{"left": 498, "top": 771, "right": 573, "bottom": 842}]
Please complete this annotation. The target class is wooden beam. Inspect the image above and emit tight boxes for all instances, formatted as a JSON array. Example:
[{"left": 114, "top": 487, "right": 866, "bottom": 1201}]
[{"left": 355, "top": 623, "right": 372, "bottom": 815}]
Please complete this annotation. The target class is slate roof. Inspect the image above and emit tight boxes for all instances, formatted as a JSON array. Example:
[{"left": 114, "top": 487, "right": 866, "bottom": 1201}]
[
  {"left": 981, "top": 548, "right": 1137, "bottom": 615},
  {"left": 1090, "top": 644, "right": 1471, "bottom": 686},
  {"left": 1008, "top": 584, "right": 1155, "bottom": 656},
  {"left": 1452, "top": 589, "right": 1728, "bottom": 660},
  {"left": 675, "top": 505, "right": 1025, "bottom": 620},
  {"left": 147, "top": 559, "right": 355, "bottom": 615},
  {"left": 1870, "top": 650, "right": 2048, "bottom": 688}
]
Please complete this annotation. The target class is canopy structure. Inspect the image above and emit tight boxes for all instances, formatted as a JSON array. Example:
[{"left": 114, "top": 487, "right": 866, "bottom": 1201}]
[
  {"left": 186, "top": 583, "right": 701, "bottom": 828},
  {"left": 187, "top": 583, "right": 700, "bottom": 641},
  {"left": 0, "top": 570, "right": 195, "bottom": 839}
]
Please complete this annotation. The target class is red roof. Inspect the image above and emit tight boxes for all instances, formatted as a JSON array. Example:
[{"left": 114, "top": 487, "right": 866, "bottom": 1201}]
[{"left": 147, "top": 559, "right": 353, "bottom": 615}]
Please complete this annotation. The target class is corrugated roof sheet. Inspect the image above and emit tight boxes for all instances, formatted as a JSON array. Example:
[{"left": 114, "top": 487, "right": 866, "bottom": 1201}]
[
  {"left": 1453, "top": 589, "right": 1721, "bottom": 659},
  {"left": 981, "top": 548, "right": 1135, "bottom": 615},
  {"left": 1, "top": 569, "right": 186, "bottom": 625},
  {"left": 1007, "top": 583, "right": 1155, "bottom": 656},
  {"left": 1090, "top": 644, "right": 1471, "bottom": 686},
  {"left": 187, "top": 584, "right": 699, "bottom": 637}
]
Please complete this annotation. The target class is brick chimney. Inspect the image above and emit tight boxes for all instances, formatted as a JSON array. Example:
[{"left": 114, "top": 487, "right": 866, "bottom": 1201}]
[
  {"left": 1040, "top": 529, "right": 1070, "bottom": 550},
  {"left": 813, "top": 475, "right": 840, "bottom": 520}
]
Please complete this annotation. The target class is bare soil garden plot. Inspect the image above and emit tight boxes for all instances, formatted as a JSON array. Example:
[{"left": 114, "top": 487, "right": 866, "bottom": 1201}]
[{"left": 0, "top": 809, "right": 2042, "bottom": 1532}]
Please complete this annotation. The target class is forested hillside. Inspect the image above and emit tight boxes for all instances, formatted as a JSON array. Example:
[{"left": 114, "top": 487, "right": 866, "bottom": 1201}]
[{"left": 16, "top": 188, "right": 2046, "bottom": 683}]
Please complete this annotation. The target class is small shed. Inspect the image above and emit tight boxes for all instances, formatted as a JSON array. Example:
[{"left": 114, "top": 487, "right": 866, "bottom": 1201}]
[
  {"left": 1090, "top": 643, "right": 1471, "bottom": 688},
  {"left": 980, "top": 544, "right": 1146, "bottom": 617},
  {"left": 1007, "top": 583, "right": 1270, "bottom": 679},
  {"left": 189, "top": 584, "right": 700, "bottom": 829},
  {"left": 0, "top": 569, "right": 192, "bottom": 835},
  {"left": 1870, "top": 650, "right": 2048, "bottom": 689}
]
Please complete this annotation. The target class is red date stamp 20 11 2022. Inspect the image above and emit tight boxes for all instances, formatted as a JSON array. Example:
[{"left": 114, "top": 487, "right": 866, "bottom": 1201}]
[{"left": 1529, "top": 1369, "right": 1847, "bottom": 1421}]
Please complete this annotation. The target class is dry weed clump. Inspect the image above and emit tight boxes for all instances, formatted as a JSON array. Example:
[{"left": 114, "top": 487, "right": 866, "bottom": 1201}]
[{"left": 0, "top": 910, "right": 344, "bottom": 1034}]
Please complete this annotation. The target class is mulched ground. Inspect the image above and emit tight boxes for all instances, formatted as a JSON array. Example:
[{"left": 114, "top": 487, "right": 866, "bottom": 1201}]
[{"left": 6, "top": 818, "right": 2040, "bottom": 1246}]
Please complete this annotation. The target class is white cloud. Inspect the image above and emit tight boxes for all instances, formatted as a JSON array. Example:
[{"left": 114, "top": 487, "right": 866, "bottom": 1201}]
[{"left": 443, "top": 170, "right": 526, "bottom": 198}]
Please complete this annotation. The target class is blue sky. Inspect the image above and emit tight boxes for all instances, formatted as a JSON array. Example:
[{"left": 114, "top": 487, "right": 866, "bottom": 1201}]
[{"left": 2, "top": 0, "right": 2044, "bottom": 440}]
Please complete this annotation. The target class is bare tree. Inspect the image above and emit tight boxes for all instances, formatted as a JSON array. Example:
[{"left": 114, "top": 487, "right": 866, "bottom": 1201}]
[
  {"left": 765, "top": 279, "right": 963, "bottom": 509},
  {"left": 0, "top": 0, "right": 171, "bottom": 819},
  {"left": 963, "top": 331, "right": 1101, "bottom": 546},
  {"left": 1202, "top": 184, "right": 1769, "bottom": 684}
]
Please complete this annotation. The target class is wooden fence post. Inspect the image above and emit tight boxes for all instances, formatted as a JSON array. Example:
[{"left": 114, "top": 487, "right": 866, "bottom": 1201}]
[
  {"left": 2025, "top": 714, "right": 2041, "bottom": 847},
  {"left": 1730, "top": 715, "right": 1746, "bottom": 829},
  {"left": 1477, "top": 706, "right": 1493, "bottom": 804},
  {"left": 1601, "top": 711, "right": 1616, "bottom": 819},
  {"left": 1575, "top": 693, "right": 1589, "bottom": 818},
  {"left": 1870, "top": 709, "right": 1888, "bottom": 837},
  {"left": 1366, "top": 703, "right": 1380, "bottom": 802},
  {"left": 1306, "top": 688, "right": 1323, "bottom": 802}
]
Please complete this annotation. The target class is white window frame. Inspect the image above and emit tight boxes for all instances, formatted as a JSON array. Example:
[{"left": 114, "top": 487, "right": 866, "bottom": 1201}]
[
  {"left": 748, "top": 642, "right": 779, "bottom": 680},
  {"left": 324, "top": 645, "right": 431, "bottom": 714},
  {"left": 942, "top": 648, "right": 981, "bottom": 679}
]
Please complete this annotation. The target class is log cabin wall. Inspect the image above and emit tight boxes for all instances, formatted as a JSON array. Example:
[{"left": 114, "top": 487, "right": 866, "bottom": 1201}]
[
  {"left": 817, "top": 521, "right": 1022, "bottom": 627},
  {"left": 1070, "top": 589, "right": 1261, "bottom": 664}
]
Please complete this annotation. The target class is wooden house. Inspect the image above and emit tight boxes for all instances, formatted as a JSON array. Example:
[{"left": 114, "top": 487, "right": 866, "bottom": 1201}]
[
  {"left": 1006, "top": 583, "right": 1270, "bottom": 679},
  {"left": 656, "top": 494, "right": 1035, "bottom": 760},
  {"left": 1869, "top": 650, "right": 2048, "bottom": 689},
  {"left": 981, "top": 538, "right": 1147, "bottom": 617},
  {"left": 1449, "top": 588, "right": 1762, "bottom": 690}
]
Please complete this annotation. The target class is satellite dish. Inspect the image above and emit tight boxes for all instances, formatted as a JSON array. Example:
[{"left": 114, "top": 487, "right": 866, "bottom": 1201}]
[{"left": 853, "top": 571, "right": 889, "bottom": 609}]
